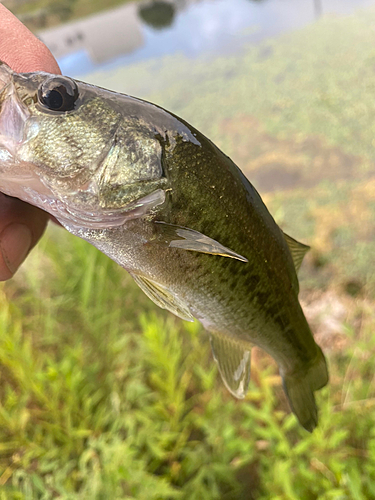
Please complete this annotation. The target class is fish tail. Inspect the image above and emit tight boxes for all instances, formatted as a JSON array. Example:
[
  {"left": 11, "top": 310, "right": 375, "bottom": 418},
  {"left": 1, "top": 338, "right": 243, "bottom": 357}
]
[{"left": 281, "top": 346, "right": 328, "bottom": 432}]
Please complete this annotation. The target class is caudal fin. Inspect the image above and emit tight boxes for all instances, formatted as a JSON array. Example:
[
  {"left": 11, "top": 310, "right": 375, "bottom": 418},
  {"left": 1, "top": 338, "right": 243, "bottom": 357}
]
[{"left": 282, "top": 347, "right": 328, "bottom": 432}]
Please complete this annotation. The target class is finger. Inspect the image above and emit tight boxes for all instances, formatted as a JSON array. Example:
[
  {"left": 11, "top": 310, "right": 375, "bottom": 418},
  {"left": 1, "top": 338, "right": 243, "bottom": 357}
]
[
  {"left": 0, "top": 6, "right": 60, "bottom": 280},
  {"left": 0, "top": 194, "right": 49, "bottom": 280},
  {"left": 0, "top": 4, "right": 60, "bottom": 74}
]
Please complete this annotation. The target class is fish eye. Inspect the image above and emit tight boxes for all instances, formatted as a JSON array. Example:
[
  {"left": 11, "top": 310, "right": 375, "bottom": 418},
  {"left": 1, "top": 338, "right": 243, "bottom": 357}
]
[{"left": 38, "top": 76, "right": 79, "bottom": 112}]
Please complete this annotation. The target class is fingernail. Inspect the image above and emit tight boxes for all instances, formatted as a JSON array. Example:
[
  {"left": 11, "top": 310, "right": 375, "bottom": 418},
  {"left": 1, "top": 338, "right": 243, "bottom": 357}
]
[{"left": 0, "top": 223, "right": 32, "bottom": 277}]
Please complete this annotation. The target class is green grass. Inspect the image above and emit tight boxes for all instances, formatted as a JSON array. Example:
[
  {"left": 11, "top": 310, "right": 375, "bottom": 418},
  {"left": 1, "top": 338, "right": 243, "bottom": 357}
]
[
  {"left": 87, "top": 5, "right": 375, "bottom": 162},
  {"left": 0, "top": 228, "right": 374, "bottom": 499},
  {"left": 1, "top": 5, "right": 375, "bottom": 499}
]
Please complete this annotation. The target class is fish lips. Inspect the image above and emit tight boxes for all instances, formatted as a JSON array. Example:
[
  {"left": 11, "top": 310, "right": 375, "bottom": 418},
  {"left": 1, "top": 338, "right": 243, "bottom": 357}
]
[
  {"left": 0, "top": 61, "right": 13, "bottom": 91},
  {"left": 0, "top": 61, "right": 30, "bottom": 161}
]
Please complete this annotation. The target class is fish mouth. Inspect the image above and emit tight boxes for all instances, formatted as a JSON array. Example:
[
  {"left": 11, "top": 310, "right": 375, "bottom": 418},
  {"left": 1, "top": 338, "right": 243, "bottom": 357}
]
[
  {"left": 0, "top": 61, "right": 12, "bottom": 92},
  {"left": 0, "top": 61, "right": 15, "bottom": 116},
  {"left": 0, "top": 62, "right": 42, "bottom": 204},
  {"left": 0, "top": 62, "right": 13, "bottom": 132},
  {"left": 0, "top": 61, "right": 30, "bottom": 161}
]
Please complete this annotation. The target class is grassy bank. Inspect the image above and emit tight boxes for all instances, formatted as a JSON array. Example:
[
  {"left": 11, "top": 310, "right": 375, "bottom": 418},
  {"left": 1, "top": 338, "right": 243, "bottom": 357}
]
[{"left": 1, "top": 228, "right": 374, "bottom": 499}]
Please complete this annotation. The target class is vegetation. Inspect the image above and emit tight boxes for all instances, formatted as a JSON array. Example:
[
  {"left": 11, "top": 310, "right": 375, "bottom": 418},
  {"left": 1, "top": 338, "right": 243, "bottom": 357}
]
[
  {"left": 1, "top": 6, "right": 375, "bottom": 499},
  {"left": 2, "top": 0, "right": 144, "bottom": 30}
]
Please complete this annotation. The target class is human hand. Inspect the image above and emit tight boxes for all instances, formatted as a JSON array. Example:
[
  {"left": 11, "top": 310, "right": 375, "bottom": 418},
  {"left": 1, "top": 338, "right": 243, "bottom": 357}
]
[{"left": 0, "top": 4, "right": 60, "bottom": 280}]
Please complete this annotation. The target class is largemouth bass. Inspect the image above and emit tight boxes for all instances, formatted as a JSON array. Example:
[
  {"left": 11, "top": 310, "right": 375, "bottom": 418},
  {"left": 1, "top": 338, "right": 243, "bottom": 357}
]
[{"left": 0, "top": 62, "right": 328, "bottom": 431}]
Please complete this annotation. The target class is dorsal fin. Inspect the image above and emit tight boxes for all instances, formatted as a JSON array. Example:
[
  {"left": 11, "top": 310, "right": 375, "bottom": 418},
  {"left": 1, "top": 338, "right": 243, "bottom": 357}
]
[
  {"left": 283, "top": 232, "right": 310, "bottom": 273},
  {"left": 131, "top": 273, "right": 194, "bottom": 322},
  {"left": 210, "top": 332, "right": 252, "bottom": 398}
]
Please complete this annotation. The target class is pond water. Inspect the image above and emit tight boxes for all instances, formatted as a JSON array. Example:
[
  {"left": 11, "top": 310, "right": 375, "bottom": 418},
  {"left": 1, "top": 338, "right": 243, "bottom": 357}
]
[{"left": 39, "top": 0, "right": 375, "bottom": 77}]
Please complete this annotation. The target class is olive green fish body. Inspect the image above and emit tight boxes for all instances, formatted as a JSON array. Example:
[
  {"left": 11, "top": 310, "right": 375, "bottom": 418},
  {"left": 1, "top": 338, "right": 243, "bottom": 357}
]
[{"left": 0, "top": 63, "right": 328, "bottom": 430}]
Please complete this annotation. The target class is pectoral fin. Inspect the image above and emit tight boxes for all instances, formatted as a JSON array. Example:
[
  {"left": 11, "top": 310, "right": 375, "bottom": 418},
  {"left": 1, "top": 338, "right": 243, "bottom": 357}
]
[
  {"left": 283, "top": 232, "right": 310, "bottom": 273},
  {"left": 210, "top": 332, "right": 252, "bottom": 398},
  {"left": 131, "top": 273, "right": 194, "bottom": 322},
  {"left": 153, "top": 221, "right": 248, "bottom": 262}
]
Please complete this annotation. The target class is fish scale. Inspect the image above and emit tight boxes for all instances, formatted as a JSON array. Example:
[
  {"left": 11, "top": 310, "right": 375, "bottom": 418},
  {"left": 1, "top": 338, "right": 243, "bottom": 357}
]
[
  {"left": 156, "top": 137, "right": 319, "bottom": 363},
  {"left": 0, "top": 61, "right": 328, "bottom": 431}
]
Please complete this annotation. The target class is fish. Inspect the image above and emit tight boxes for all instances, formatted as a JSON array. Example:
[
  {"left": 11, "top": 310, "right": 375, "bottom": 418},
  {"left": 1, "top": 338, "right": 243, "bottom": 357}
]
[{"left": 0, "top": 61, "right": 328, "bottom": 431}]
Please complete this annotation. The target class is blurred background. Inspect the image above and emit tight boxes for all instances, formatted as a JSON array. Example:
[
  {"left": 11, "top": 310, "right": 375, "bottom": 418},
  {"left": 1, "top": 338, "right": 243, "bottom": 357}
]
[{"left": 1, "top": 0, "right": 375, "bottom": 498}]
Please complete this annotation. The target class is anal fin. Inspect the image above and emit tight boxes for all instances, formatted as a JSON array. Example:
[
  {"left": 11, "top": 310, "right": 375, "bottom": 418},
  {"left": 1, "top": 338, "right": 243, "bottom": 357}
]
[
  {"left": 210, "top": 332, "right": 252, "bottom": 398},
  {"left": 131, "top": 273, "right": 194, "bottom": 322}
]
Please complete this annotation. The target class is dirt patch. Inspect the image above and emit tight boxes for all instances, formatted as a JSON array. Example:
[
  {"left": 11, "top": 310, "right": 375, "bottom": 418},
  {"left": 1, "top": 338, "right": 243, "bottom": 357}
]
[
  {"left": 219, "top": 115, "right": 372, "bottom": 192},
  {"left": 301, "top": 290, "right": 353, "bottom": 353}
]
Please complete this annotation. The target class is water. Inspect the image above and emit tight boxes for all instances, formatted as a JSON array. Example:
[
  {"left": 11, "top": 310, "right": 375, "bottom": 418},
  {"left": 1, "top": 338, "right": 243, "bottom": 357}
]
[{"left": 39, "top": 0, "right": 375, "bottom": 78}]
